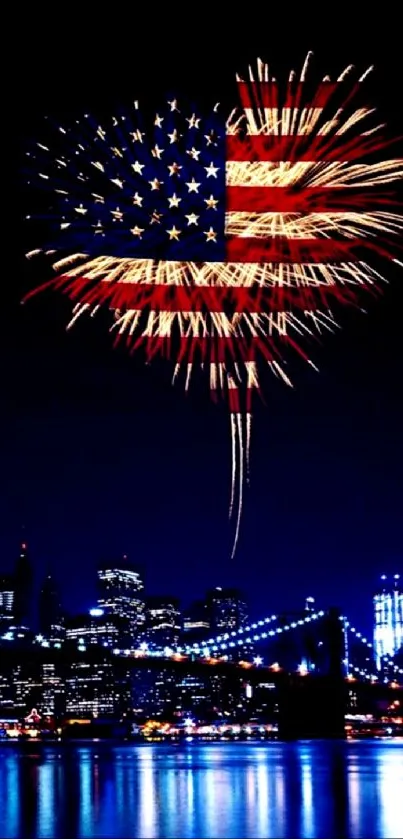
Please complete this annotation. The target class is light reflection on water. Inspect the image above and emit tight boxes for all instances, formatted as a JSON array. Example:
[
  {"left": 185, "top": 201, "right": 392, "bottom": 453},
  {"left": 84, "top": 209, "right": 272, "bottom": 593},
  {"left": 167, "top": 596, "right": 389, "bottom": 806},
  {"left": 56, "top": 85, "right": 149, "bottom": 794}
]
[{"left": 0, "top": 740, "right": 402, "bottom": 838}]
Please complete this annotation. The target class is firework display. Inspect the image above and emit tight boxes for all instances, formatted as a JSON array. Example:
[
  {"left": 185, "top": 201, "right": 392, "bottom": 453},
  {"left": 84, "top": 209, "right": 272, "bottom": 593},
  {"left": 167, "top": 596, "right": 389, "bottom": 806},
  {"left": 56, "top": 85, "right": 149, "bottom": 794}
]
[{"left": 25, "top": 53, "right": 403, "bottom": 554}]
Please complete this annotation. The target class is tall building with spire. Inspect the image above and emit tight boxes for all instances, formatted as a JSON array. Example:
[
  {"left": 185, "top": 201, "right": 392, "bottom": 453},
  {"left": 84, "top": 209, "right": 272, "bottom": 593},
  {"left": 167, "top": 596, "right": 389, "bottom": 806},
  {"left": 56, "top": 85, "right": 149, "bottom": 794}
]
[{"left": 13, "top": 540, "right": 33, "bottom": 628}]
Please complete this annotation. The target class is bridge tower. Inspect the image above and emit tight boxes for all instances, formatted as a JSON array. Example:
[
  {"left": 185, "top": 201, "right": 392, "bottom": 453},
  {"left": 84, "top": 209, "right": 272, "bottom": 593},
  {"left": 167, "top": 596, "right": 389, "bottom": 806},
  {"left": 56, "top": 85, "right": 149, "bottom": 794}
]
[{"left": 277, "top": 608, "right": 346, "bottom": 739}]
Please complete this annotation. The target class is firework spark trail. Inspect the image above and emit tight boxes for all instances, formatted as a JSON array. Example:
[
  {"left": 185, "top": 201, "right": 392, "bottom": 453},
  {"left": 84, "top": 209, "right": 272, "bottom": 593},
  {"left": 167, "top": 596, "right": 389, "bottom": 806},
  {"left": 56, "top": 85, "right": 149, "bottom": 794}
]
[{"left": 25, "top": 52, "right": 403, "bottom": 556}]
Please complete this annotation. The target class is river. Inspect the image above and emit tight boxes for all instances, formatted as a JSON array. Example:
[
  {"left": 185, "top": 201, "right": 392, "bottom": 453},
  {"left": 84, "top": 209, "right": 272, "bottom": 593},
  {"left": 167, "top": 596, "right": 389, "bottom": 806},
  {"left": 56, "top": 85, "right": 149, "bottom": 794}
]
[{"left": 0, "top": 740, "right": 402, "bottom": 837}]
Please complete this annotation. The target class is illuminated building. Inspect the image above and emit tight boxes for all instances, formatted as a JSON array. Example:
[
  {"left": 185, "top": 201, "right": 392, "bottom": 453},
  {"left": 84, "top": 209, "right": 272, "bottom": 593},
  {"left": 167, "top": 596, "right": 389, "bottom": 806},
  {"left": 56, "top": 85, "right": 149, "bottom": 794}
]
[
  {"left": 65, "top": 660, "right": 116, "bottom": 717},
  {"left": 10, "top": 664, "right": 42, "bottom": 714},
  {"left": 40, "top": 663, "right": 64, "bottom": 716},
  {"left": 65, "top": 610, "right": 125, "bottom": 649},
  {"left": 373, "top": 574, "right": 403, "bottom": 670},
  {"left": 0, "top": 575, "right": 14, "bottom": 629},
  {"left": 183, "top": 600, "right": 210, "bottom": 643},
  {"left": 97, "top": 556, "right": 145, "bottom": 645},
  {"left": 207, "top": 587, "right": 248, "bottom": 633},
  {"left": 206, "top": 587, "right": 251, "bottom": 662},
  {"left": 0, "top": 658, "right": 58, "bottom": 717},
  {"left": 39, "top": 574, "right": 64, "bottom": 643},
  {"left": 177, "top": 674, "right": 209, "bottom": 714},
  {"left": 145, "top": 596, "right": 181, "bottom": 648},
  {"left": 13, "top": 542, "right": 33, "bottom": 628},
  {"left": 132, "top": 668, "right": 177, "bottom": 718},
  {"left": 0, "top": 673, "right": 13, "bottom": 711},
  {"left": 65, "top": 657, "right": 131, "bottom": 718}
]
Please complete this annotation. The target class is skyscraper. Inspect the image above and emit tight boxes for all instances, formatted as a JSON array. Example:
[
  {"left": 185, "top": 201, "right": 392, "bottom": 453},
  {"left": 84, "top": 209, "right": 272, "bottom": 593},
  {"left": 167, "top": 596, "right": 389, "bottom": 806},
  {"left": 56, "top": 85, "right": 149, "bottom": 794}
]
[
  {"left": 373, "top": 574, "right": 403, "bottom": 670},
  {"left": 207, "top": 587, "right": 248, "bottom": 634},
  {"left": 97, "top": 555, "right": 145, "bottom": 646},
  {"left": 0, "top": 575, "right": 14, "bottom": 620},
  {"left": 183, "top": 600, "right": 210, "bottom": 642},
  {"left": 13, "top": 542, "right": 33, "bottom": 628},
  {"left": 39, "top": 574, "right": 64, "bottom": 641},
  {"left": 145, "top": 596, "right": 181, "bottom": 649}
]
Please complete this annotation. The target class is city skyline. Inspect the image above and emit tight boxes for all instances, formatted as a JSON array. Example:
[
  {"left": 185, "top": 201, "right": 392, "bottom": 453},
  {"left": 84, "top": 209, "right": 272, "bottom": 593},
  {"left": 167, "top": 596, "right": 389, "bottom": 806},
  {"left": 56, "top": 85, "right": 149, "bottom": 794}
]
[
  {"left": 1, "top": 536, "right": 401, "bottom": 663},
  {"left": 1, "top": 534, "right": 402, "bottom": 727},
  {"left": 1, "top": 542, "right": 402, "bottom": 730}
]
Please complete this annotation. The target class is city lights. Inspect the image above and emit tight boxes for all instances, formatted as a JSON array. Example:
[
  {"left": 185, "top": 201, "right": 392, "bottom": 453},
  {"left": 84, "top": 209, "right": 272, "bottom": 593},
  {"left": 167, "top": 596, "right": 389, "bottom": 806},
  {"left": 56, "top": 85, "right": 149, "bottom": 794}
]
[
  {"left": 1, "top": 540, "right": 402, "bottom": 731},
  {"left": 373, "top": 575, "right": 403, "bottom": 669}
]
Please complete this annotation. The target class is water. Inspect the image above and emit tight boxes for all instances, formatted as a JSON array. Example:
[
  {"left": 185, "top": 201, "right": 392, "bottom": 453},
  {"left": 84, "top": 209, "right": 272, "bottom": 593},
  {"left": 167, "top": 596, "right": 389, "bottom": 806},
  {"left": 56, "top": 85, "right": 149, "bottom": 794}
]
[{"left": 0, "top": 740, "right": 402, "bottom": 838}]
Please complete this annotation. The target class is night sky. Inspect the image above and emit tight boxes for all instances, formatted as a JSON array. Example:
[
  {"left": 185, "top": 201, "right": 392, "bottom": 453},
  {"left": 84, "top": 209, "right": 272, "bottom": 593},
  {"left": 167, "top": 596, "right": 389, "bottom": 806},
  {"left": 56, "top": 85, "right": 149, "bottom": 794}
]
[{"left": 3, "top": 18, "right": 402, "bottom": 635}]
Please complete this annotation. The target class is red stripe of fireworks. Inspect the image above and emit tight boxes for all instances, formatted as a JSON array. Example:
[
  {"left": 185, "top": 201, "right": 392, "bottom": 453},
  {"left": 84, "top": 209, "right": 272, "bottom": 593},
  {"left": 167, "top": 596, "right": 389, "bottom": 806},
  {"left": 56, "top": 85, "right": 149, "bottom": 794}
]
[
  {"left": 225, "top": 238, "right": 370, "bottom": 263},
  {"left": 225, "top": 134, "right": 394, "bottom": 163},
  {"left": 226, "top": 186, "right": 394, "bottom": 213}
]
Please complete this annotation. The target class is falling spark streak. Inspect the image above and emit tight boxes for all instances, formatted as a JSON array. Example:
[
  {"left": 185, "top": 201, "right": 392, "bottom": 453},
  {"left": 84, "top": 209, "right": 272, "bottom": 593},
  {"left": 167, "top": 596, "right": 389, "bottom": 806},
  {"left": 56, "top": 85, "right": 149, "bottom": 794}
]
[
  {"left": 234, "top": 412, "right": 244, "bottom": 559},
  {"left": 229, "top": 411, "right": 246, "bottom": 559},
  {"left": 229, "top": 412, "right": 237, "bottom": 519},
  {"left": 24, "top": 52, "right": 403, "bottom": 557},
  {"left": 246, "top": 412, "right": 252, "bottom": 485}
]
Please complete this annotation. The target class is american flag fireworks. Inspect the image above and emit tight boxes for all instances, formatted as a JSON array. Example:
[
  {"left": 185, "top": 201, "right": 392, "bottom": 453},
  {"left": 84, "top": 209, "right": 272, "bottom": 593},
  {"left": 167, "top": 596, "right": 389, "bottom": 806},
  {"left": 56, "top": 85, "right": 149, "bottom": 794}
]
[{"left": 25, "top": 52, "right": 403, "bottom": 554}]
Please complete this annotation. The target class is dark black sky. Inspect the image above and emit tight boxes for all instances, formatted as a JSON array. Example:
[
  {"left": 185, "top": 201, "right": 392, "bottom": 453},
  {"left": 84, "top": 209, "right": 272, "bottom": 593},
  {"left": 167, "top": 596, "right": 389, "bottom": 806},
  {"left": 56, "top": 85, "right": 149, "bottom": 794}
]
[{"left": 3, "top": 16, "right": 402, "bottom": 635}]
